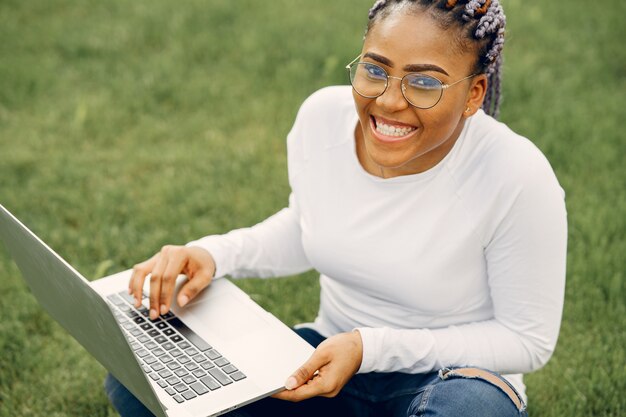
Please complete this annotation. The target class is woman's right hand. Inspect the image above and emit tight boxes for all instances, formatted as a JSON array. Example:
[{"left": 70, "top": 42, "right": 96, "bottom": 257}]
[{"left": 128, "top": 245, "right": 216, "bottom": 320}]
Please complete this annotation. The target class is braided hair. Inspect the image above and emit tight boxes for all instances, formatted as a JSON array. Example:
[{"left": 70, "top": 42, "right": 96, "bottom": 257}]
[{"left": 367, "top": 0, "right": 506, "bottom": 118}]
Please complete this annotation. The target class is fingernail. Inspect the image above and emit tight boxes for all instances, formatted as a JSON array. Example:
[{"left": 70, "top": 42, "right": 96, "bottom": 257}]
[
  {"left": 179, "top": 295, "right": 189, "bottom": 307},
  {"left": 160, "top": 305, "right": 168, "bottom": 315},
  {"left": 150, "top": 309, "right": 158, "bottom": 320},
  {"left": 285, "top": 376, "right": 297, "bottom": 390}
]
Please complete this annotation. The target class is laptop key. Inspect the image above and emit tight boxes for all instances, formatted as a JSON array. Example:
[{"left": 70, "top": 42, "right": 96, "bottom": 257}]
[
  {"left": 158, "top": 369, "right": 173, "bottom": 379},
  {"left": 182, "top": 390, "right": 197, "bottom": 400},
  {"left": 156, "top": 321, "right": 168, "bottom": 330},
  {"left": 192, "top": 369, "right": 207, "bottom": 378},
  {"left": 170, "top": 348, "right": 183, "bottom": 357},
  {"left": 182, "top": 375, "right": 196, "bottom": 385},
  {"left": 230, "top": 371, "right": 246, "bottom": 381},
  {"left": 157, "top": 380, "right": 168, "bottom": 388},
  {"left": 185, "top": 362, "right": 199, "bottom": 371},
  {"left": 201, "top": 361, "right": 215, "bottom": 370},
  {"left": 184, "top": 347, "right": 199, "bottom": 357},
  {"left": 200, "top": 375, "right": 221, "bottom": 391},
  {"left": 117, "top": 291, "right": 137, "bottom": 305},
  {"left": 166, "top": 318, "right": 211, "bottom": 351},
  {"left": 173, "top": 395, "right": 184, "bottom": 403},
  {"left": 162, "top": 342, "right": 176, "bottom": 350},
  {"left": 161, "top": 311, "right": 175, "bottom": 320},
  {"left": 222, "top": 364, "right": 237, "bottom": 374},
  {"left": 143, "top": 356, "right": 158, "bottom": 365},
  {"left": 174, "top": 383, "right": 188, "bottom": 393},
  {"left": 166, "top": 376, "right": 181, "bottom": 386},
  {"left": 152, "top": 348, "right": 166, "bottom": 357},
  {"left": 192, "top": 354, "right": 207, "bottom": 363},
  {"left": 167, "top": 362, "right": 181, "bottom": 370},
  {"left": 175, "top": 368, "right": 189, "bottom": 377},
  {"left": 208, "top": 368, "right": 232, "bottom": 386},
  {"left": 108, "top": 294, "right": 127, "bottom": 306},
  {"left": 165, "top": 387, "right": 176, "bottom": 396},
  {"left": 151, "top": 363, "right": 165, "bottom": 372},
  {"left": 206, "top": 349, "right": 221, "bottom": 360},
  {"left": 190, "top": 382, "right": 209, "bottom": 396},
  {"left": 177, "top": 341, "right": 191, "bottom": 350},
  {"left": 126, "top": 310, "right": 139, "bottom": 319},
  {"left": 214, "top": 357, "right": 229, "bottom": 367},
  {"left": 154, "top": 335, "right": 168, "bottom": 344}
]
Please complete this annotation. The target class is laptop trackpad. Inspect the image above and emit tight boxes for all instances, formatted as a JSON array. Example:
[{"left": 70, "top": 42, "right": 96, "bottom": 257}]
[{"left": 181, "top": 293, "right": 271, "bottom": 343}]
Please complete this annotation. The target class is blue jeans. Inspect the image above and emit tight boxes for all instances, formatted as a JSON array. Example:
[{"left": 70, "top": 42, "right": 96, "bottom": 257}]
[{"left": 105, "top": 328, "right": 527, "bottom": 417}]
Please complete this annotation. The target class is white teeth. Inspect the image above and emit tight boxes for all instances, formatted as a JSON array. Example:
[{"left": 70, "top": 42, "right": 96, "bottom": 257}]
[{"left": 375, "top": 120, "right": 416, "bottom": 137}]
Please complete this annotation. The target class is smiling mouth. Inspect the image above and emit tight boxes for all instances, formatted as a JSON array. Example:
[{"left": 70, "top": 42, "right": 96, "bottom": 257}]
[{"left": 370, "top": 116, "right": 418, "bottom": 141}]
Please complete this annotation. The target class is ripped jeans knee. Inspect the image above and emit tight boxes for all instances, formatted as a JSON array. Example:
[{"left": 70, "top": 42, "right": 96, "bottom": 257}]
[{"left": 407, "top": 367, "right": 527, "bottom": 417}]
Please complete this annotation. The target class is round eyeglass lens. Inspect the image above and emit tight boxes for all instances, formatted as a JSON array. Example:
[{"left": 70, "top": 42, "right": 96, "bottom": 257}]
[
  {"left": 402, "top": 74, "right": 443, "bottom": 109},
  {"left": 349, "top": 62, "right": 388, "bottom": 98}
]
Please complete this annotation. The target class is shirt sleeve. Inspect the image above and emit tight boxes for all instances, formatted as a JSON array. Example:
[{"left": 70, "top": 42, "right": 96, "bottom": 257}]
[
  {"left": 356, "top": 158, "right": 568, "bottom": 375},
  {"left": 186, "top": 193, "right": 312, "bottom": 279}
]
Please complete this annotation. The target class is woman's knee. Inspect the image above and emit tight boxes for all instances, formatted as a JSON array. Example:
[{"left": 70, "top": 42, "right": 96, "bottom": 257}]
[{"left": 406, "top": 368, "right": 527, "bottom": 417}]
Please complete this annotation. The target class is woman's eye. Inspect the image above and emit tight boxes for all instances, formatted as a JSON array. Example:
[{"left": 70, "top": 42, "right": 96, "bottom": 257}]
[
  {"left": 407, "top": 75, "right": 441, "bottom": 90},
  {"left": 364, "top": 64, "right": 386, "bottom": 80}
]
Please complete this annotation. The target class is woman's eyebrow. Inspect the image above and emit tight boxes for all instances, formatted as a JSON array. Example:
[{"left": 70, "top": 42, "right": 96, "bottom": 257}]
[
  {"left": 404, "top": 63, "right": 449, "bottom": 76},
  {"left": 363, "top": 52, "right": 450, "bottom": 76}
]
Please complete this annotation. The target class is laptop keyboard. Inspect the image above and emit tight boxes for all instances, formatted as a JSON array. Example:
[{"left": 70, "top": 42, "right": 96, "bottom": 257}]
[{"left": 107, "top": 291, "right": 246, "bottom": 404}]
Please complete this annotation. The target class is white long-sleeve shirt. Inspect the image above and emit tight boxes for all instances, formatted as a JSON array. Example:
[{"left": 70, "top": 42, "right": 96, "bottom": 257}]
[{"left": 188, "top": 86, "right": 567, "bottom": 399}]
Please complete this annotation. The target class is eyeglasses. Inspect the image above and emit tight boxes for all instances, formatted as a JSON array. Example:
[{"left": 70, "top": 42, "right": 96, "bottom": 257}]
[{"left": 346, "top": 54, "right": 476, "bottom": 109}]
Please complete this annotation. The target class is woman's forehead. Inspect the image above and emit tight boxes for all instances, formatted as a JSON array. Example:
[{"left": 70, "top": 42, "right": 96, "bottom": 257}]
[{"left": 363, "top": 11, "right": 476, "bottom": 74}]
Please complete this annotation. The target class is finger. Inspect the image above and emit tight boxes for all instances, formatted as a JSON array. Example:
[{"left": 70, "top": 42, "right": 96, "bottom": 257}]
[
  {"left": 274, "top": 374, "right": 328, "bottom": 402},
  {"left": 284, "top": 350, "right": 328, "bottom": 391},
  {"left": 176, "top": 269, "right": 213, "bottom": 307},
  {"left": 149, "top": 249, "right": 169, "bottom": 319},
  {"left": 129, "top": 255, "right": 158, "bottom": 307},
  {"left": 159, "top": 248, "right": 187, "bottom": 315}
]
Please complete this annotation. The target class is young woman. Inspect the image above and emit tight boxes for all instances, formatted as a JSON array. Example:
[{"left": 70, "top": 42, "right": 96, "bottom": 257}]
[{"left": 106, "top": 1, "right": 567, "bottom": 416}]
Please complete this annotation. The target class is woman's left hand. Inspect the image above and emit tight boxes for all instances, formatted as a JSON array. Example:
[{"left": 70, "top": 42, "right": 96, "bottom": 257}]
[{"left": 272, "top": 330, "right": 363, "bottom": 402}]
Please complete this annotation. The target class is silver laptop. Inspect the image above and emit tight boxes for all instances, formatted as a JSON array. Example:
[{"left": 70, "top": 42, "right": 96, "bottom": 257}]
[{"left": 0, "top": 203, "right": 314, "bottom": 417}]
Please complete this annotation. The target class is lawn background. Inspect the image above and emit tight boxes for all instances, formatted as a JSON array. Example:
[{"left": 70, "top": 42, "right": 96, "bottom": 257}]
[{"left": 0, "top": 0, "right": 624, "bottom": 416}]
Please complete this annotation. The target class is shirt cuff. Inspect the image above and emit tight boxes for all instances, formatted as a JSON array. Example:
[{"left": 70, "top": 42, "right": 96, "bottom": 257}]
[
  {"left": 354, "top": 327, "right": 378, "bottom": 374},
  {"left": 185, "top": 235, "right": 231, "bottom": 279}
]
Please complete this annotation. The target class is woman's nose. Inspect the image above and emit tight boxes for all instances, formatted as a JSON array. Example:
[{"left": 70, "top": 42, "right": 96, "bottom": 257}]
[{"left": 375, "top": 77, "right": 410, "bottom": 112}]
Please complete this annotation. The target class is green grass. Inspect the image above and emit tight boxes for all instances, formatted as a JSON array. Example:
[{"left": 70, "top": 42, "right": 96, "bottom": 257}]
[{"left": 0, "top": 0, "right": 624, "bottom": 415}]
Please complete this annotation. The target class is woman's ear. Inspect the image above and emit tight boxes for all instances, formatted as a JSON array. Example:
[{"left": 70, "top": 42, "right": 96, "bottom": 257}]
[{"left": 464, "top": 73, "right": 488, "bottom": 117}]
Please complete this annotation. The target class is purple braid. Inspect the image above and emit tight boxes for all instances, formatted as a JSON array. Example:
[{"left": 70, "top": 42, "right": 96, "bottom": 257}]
[
  {"left": 366, "top": 0, "right": 507, "bottom": 118},
  {"left": 368, "top": 0, "right": 389, "bottom": 19}
]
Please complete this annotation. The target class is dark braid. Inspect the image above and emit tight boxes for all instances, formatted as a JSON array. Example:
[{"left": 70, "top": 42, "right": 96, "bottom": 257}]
[{"left": 366, "top": 0, "right": 506, "bottom": 118}]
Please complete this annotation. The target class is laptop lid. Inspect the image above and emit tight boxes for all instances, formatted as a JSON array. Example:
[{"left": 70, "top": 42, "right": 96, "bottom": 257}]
[{"left": 0, "top": 204, "right": 167, "bottom": 417}]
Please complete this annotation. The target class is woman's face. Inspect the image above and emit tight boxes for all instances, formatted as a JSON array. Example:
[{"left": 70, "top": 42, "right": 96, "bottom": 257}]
[{"left": 354, "top": 10, "right": 487, "bottom": 177}]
